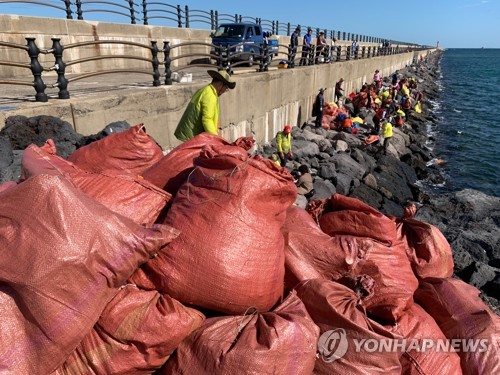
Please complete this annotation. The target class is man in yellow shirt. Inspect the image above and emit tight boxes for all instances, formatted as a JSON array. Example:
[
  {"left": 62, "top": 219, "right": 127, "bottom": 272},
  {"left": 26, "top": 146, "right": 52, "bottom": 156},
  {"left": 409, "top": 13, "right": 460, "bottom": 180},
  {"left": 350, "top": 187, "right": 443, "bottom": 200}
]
[
  {"left": 382, "top": 120, "right": 393, "bottom": 155},
  {"left": 174, "top": 70, "right": 236, "bottom": 142},
  {"left": 276, "top": 125, "right": 293, "bottom": 167}
]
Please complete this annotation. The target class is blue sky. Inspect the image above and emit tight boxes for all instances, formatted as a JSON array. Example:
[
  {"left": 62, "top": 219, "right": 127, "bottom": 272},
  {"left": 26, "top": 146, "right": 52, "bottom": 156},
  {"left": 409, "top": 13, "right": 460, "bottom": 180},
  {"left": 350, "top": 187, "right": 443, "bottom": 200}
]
[{"left": 1, "top": 0, "right": 498, "bottom": 48}]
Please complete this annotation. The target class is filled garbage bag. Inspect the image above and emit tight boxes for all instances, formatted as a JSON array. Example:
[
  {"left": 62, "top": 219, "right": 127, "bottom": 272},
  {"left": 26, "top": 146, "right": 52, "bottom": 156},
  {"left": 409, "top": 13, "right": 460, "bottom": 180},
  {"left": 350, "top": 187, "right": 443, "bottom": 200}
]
[
  {"left": 394, "top": 204, "right": 454, "bottom": 279},
  {"left": 54, "top": 285, "right": 204, "bottom": 375},
  {"left": 21, "top": 140, "right": 170, "bottom": 225},
  {"left": 142, "top": 133, "right": 254, "bottom": 196},
  {"left": 386, "top": 303, "right": 462, "bottom": 374},
  {"left": 67, "top": 123, "right": 163, "bottom": 176},
  {"left": 161, "top": 291, "right": 319, "bottom": 375},
  {"left": 282, "top": 206, "right": 353, "bottom": 291},
  {"left": 306, "top": 195, "right": 417, "bottom": 322},
  {"left": 0, "top": 181, "right": 16, "bottom": 193},
  {"left": 296, "top": 279, "right": 402, "bottom": 374},
  {"left": 308, "top": 194, "right": 398, "bottom": 245},
  {"left": 0, "top": 174, "right": 179, "bottom": 375},
  {"left": 130, "top": 143, "right": 296, "bottom": 314},
  {"left": 415, "top": 278, "right": 500, "bottom": 375}
]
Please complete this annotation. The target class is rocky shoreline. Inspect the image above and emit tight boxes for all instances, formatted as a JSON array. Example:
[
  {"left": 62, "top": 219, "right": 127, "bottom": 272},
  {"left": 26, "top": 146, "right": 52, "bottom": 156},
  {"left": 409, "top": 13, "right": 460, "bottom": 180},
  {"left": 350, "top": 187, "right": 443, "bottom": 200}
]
[
  {"left": 260, "top": 50, "right": 500, "bottom": 312},
  {"left": 0, "top": 50, "right": 498, "bottom": 312}
]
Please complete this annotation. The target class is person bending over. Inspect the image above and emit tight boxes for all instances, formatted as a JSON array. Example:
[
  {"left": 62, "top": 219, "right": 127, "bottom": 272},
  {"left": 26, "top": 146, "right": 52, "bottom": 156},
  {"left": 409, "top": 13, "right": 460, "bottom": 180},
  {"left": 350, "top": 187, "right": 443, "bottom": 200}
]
[{"left": 174, "top": 69, "right": 236, "bottom": 142}]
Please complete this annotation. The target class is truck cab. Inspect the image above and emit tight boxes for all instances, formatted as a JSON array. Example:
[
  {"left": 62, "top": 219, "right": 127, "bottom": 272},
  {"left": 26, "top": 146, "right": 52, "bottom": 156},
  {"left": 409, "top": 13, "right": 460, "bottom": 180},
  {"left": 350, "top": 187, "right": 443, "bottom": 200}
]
[{"left": 211, "top": 23, "right": 265, "bottom": 66}]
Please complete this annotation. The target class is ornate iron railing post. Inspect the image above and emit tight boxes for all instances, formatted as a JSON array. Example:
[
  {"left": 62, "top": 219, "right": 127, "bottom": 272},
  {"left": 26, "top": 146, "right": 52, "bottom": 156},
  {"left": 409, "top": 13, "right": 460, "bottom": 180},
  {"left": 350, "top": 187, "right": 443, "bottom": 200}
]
[
  {"left": 367, "top": 46, "right": 371, "bottom": 58},
  {"left": 176, "top": 5, "right": 182, "bottom": 27},
  {"left": 75, "top": 0, "right": 83, "bottom": 20},
  {"left": 63, "top": 0, "right": 72, "bottom": 19},
  {"left": 336, "top": 45, "right": 342, "bottom": 61},
  {"left": 361, "top": 46, "right": 365, "bottom": 59},
  {"left": 210, "top": 10, "right": 214, "bottom": 30},
  {"left": 287, "top": 23, "right": 290, "bottom": 36},
  {"left": 163, "top": 41, "right": 172, "bottom": 85},
  {"left": 142, "top": 0, "right": 148, "bottom": 25},
  {"left": 216, "top": 43, "right": 223, "bottom": 71},
  {"left": 214, "top": 10, "right": 218, "bottom": 28},
  {"left": 346, "top": 45, "right": 351, "bottom": 61},
  {"left": 234, "top": 13, "right": 238, "bottom": 22},
  {"left": 263, "top": 43, "right": 269, "bottom": 71},
  {"left": 342, "top": 31, "right": 346, "bottom": 40},
  {"left": 151, "top": 41, "right": 161, "bottom": 86},
  {"left": 51, "top": 38, "right": 69, "bottom": 99},
  {"left": 259, "top": 43, "right": 268, "bottom": 72},
  {"left": 276, "top": 20, "right": 279, "bottom": 35},
  {"left": 26, "top": 38, "right": 47, "bottom": 102},
  {"left": 184, "top": 6, "right": 189, "bottom": 28},
  {"left": 128, "top": 0, "right": 136, "bottom": 24}
]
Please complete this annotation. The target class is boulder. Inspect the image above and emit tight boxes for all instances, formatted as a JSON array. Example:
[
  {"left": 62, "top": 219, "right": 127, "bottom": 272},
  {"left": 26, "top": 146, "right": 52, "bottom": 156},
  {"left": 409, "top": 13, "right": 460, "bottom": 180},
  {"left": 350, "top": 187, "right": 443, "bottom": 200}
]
[
  {"left": 333, "top": 139, "right": 349, "bottom": 152},
  {"left": 332, "top": 132, "right": 363, "bottom": 147},
  {"left": 311, "top": 179, "right": 336, "bottom": 200},
  {"left": 363, "top": 173, "right": 377, "bottom": 189},
  {"left": 327, "top": 153, "right": 366, "bottom": 181},
  {"left": 318, "top": 164, "right": 337, "bottom": 180},
  {"left": 349, "top": 183, "right": 384, "bottom": 210},
  {"left": 335, "top": 173, "right": 352, "bottom": 195},
  {"left": 292, "top": 140, "right": 320, "bottom": 159},
  {"left": 1, "top": 115, "right": 82, "bottom": 158},
  {"left": 351, "top": 148, "right": 377, "bottom": 173}
]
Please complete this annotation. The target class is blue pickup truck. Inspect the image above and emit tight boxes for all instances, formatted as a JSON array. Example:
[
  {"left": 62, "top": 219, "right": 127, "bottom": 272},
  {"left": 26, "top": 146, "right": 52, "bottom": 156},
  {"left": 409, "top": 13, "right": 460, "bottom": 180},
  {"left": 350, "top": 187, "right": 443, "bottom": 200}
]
[{"left": 211, "top": 23, "right": 278, "bottom": 66}]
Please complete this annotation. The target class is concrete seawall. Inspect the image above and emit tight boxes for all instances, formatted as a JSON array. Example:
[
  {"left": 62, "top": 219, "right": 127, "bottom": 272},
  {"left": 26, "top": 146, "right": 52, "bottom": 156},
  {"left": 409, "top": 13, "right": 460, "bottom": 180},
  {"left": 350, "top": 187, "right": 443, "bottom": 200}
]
[{"left": 0, "top": 14, "right": 434, "bottom": 149}]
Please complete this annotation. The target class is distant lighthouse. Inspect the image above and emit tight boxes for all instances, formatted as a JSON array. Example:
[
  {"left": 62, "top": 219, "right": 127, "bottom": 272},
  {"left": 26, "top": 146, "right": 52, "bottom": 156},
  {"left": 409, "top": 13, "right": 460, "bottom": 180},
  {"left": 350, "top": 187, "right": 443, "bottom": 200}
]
[{"left": 436, "top": 41, "right": 440, "bottom": 49}]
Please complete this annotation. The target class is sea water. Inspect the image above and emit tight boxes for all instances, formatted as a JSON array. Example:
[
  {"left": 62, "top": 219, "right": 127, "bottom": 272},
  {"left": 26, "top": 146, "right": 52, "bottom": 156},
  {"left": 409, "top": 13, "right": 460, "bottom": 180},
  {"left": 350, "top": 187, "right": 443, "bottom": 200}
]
[{"left": 430, "top": 48, "right": 500, "bottom": 197}]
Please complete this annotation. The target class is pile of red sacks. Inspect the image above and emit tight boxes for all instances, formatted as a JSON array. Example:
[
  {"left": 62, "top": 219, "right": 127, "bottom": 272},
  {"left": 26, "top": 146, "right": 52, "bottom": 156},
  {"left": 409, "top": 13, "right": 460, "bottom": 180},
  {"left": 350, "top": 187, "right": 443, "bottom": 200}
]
[{"left": 0, "top": 127, "right": 498, "bottom": 374}]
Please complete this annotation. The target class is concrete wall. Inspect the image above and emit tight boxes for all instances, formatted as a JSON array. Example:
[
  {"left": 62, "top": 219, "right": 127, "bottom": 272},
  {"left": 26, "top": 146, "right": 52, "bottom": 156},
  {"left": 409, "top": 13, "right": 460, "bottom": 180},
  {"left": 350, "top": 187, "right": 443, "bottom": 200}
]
[
  {"left": 0, "top": 14, "right": 212, "bottom": 78},
  {"left": 0, "top": 14, "right": 434, "bottom": 150}
]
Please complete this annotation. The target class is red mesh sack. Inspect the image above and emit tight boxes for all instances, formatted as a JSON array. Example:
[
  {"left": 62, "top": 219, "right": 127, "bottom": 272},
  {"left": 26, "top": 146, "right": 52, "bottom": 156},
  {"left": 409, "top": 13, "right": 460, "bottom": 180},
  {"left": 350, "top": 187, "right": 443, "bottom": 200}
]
[
  {"left": 161, "top": 291, "right": 319, "bottom": 375},
  {"left": 67, "top": 123, "right": 163, "bottom": 176},
  {"left": 415, "top": 278, "right": 500, "bottom": 375},
  {"left": 0, "top": 175, "right": 179, "bottom": 375},
  {"left": 295, "top": 279, "right": 402, "bottom": 374},
  {"left": 349, "top": 238, "right": 417, "bottom": 323},
  {"left": 306, "top": 196, "right": 416, "bottom": 322},
  {"left": 282, "top": 206, "right": 357, "bottom": 291},
  {"left": 21, "top": 140, "right": 170, "bottom": 225},
  {"left": 386, "top": 303, "right": 462, "bottom": 374},
  {"left": 394, "top": 204, "right": 454, "bottom": 279},
  {"left": 308, "top": 194, "right": 398, "bottom": 245},
  {"left": 142, "top": 133, "right": 254, "bottom": 195},
  {"left": 0, "top": 181, "right": 16, "bottom": 193},
  {"left": 130, "top": 143, "right": 297, "bottom": 314},
  {"left": 54, "top": 284, "right": 204, "bottom": 375}
]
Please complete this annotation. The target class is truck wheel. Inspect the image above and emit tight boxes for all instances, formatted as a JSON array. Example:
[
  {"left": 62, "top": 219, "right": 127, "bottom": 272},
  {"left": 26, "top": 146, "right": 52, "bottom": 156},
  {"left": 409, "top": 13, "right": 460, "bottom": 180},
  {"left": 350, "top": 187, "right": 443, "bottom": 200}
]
[{"left": 247, "top": 52, "right": 254, "bottom": 67}]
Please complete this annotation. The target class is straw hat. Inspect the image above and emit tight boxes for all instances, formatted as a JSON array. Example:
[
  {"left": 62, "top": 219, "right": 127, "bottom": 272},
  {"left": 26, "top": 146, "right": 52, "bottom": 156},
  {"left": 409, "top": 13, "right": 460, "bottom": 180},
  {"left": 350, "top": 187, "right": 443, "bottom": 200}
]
[{"left": 207, "top": 70, "right": 236, "bottom": 89}]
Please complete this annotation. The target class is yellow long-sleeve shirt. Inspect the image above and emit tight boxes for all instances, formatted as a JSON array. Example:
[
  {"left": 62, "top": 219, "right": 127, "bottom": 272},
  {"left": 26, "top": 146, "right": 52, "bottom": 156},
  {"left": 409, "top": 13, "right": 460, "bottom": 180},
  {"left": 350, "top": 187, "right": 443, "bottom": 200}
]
[
  {"left": 174, "top": 84, "right": 219, "bottom": 142},
  {"left": 276, "top": 131, "right": 291, "bottom": 153}
]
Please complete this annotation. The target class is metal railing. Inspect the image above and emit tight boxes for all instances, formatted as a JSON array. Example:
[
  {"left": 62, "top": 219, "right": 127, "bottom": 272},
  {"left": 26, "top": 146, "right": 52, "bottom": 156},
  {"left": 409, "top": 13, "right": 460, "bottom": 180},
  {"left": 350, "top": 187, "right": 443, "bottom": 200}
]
[
  {"left": 0, "top": 36, "right": 421, "bottom": 102},
  {"left": 0, "top": 0, "right": 427, "bottom": 48}
]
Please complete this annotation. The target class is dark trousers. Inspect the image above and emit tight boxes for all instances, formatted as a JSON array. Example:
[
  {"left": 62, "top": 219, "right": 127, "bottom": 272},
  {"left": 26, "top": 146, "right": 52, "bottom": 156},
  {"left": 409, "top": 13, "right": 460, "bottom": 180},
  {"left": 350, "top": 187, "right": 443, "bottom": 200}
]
[
  {"left": 299, "top": 46, "right": 309, "bottom": 66},
  {"left": 373, "top": 117, "right": 381, "bottom": 133},
  {"left": 315, "top": 112, "right": 323, "bottom": 127},
  {"left": 290, "top": 46, "right": 297, "bottom": 67},
  {"left": 279, "top": 152, "right": 289, "bottom": 167}
]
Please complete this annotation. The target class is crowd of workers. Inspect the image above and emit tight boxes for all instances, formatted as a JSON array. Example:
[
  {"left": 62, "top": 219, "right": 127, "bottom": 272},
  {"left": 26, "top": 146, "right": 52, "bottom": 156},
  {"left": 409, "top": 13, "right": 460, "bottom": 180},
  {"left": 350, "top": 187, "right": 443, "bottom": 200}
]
[{"left": 172, "top": 51, "right": 427, "bottom": 200}]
